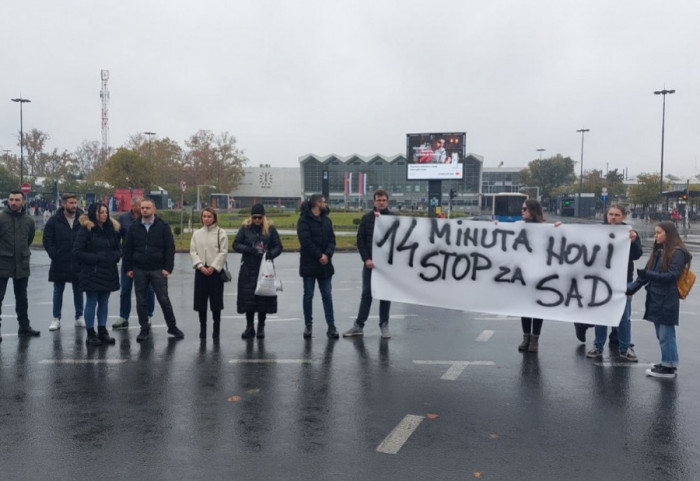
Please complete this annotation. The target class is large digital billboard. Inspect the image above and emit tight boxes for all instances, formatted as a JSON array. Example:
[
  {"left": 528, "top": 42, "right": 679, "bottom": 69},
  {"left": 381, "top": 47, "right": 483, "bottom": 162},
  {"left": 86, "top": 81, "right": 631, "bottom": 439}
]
[{"left": 406, "top": 132, "right": 466, "bottom": 180}]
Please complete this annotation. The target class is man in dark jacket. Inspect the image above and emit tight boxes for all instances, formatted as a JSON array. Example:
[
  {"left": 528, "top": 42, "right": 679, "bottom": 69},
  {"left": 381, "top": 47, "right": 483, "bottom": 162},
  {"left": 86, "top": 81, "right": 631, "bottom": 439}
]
[
  {"left": 343, "top": 189, "right": 393, "bottom": 339},
  {"left": 44, "top": 193, "right": 85, "bottom": 331},
  {"left": 297, "top": 194, "right": 338, "bottom": 339},
  {"left": 113, "top": 196, "right": 155, "bottom": 330},
  {"left": 123, "top": 198, "right": 184, "bottom": 342},
  {"left": 0, "top": 191, "right": 40, "bottom": 340}
]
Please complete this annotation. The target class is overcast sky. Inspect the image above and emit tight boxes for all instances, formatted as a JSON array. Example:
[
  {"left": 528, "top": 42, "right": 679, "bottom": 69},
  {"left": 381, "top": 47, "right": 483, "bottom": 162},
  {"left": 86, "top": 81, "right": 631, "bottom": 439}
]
[{"left": 2, "top": 0, "right": 698, "bottom": 178}]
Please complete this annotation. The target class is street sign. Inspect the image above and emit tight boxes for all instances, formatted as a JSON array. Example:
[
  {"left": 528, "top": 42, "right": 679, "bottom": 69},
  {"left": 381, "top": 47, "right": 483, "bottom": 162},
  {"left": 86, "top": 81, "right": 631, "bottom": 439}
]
[
  {"left": 180, "top": 180, "right": 187, "bottom": 193},
  {"left": 20, "top": 183, "right": 31, "bottom": 194}
]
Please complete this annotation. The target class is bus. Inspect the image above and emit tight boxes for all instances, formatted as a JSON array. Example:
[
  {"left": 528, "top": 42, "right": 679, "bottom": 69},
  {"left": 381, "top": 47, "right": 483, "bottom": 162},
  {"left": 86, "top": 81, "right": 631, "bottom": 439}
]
[{"left": 492, "top": 193, "right": 528, "bottom": 222}]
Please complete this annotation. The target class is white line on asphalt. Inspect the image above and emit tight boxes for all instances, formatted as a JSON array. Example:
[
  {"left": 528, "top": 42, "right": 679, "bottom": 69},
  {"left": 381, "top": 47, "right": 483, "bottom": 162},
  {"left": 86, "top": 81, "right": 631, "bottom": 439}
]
[
  {"left": 228, "top": 359, "right": 312, "bottom": 364},
  {"left": 39, "top": 359, "right": 128, "bottom": 364},
  {"left": 376, "top": 414, "right": 425, "bottom": 455},
  {"left": 594, "top": 362, "right": 655, "bottom": 367},
  {"left": 345, "top": 314, "right": 417, "bottom": 319},
  {"left": 413, "top": 360, "right": 496, "bottom": 380},
  {"left": 473, "top": 316, "right": 518, "bottom": 321},
  {"left": 219, "top": 315, "right": 300, "bottom": 322},
  {"left": 475, "top": 330, "right": 495, "bottom": 342}
]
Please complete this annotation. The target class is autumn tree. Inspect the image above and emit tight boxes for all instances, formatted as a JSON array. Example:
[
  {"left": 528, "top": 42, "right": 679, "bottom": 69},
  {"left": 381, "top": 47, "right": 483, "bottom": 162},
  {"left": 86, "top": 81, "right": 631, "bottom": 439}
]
[
  {"left": 74, "top": 140, "right": 103, "bottom": 179},
  {"left": 519, "top": 154, "right": 576, "bottom": 202},
  {"left": 628, "top": 173, "right": 666, "bottom": 207},
  {"left": 20, "top": 128, "right": 49, "bottom": 177},
  {"left": 125, "top": 134, "right": 184, "bottom": 191},
  {"left": 102, "top": 148, "right": 155, "bottom": 189}
]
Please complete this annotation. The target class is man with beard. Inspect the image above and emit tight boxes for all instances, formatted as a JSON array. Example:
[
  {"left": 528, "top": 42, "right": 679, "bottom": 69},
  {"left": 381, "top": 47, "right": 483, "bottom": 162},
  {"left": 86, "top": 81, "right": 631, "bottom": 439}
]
[
  {"left": 44, "top": 193, "right": 85, "bottom": 331},
  {"left": 0, "top": 190, "right": 40, "bottom": 340}
]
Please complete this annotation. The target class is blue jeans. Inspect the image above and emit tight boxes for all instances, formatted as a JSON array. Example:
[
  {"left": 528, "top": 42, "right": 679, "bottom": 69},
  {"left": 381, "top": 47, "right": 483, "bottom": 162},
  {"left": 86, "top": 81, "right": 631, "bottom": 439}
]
[
  {"left": 654, "top": 323, "right": 679, "bottom": 367},
  {"left": 52, "top": 281, "right": 84, "bottom": 320},
  {"left": 355, "top": 265, "right": 390, "bottom": 327},
  {"left": 134, "top": 268, "right": 177, "bottom": 329},
  {"left": 84, "top": 291, "right": 110, "bottom": 329},
  {"left": 594, "top": 298, "right": 631, "bottom": 352},
  {"left": 120, "top": 262, "right": 155, "bottom": 319},
  {"left": 302, "top": 276, "right": 335, "bottom": 326}
]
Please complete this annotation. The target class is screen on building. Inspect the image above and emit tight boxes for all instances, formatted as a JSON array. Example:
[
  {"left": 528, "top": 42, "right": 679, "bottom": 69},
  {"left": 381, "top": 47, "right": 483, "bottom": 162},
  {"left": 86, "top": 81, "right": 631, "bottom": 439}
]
[{"left": 406, "top": 132, "right": 466, "bottom": 180}]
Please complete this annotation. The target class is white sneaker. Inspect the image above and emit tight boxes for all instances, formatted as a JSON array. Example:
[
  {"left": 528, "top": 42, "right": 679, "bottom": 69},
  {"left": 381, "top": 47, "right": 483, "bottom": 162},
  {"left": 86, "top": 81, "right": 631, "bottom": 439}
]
[
  {"left": 380, "top": 324, "right": 391, "bottom": 339},
  {"left": 74, "top": 316, "right": 86, "bottom": 328},
  {"left": 49, "top": 318, "right": 61, "bottom": 331}
]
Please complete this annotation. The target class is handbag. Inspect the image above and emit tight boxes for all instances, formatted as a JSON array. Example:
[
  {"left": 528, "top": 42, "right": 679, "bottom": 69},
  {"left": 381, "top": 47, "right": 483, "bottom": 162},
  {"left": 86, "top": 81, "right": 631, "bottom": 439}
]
[
  {"left": 217, "top": 228, "right": 232, "bottom": 283},
  {"left": 677, "top": 257, "right": 696, "bottom": 300},
  {"left": 255, "top": 252, "right": 278, "bottom": 296}
]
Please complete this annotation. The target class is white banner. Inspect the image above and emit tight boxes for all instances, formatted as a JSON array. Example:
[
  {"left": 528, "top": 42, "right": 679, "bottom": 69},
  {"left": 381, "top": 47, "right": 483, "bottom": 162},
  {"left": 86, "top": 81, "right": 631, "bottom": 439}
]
[{"left": 371, "top": 216, "right": 632, "bottom": 326}]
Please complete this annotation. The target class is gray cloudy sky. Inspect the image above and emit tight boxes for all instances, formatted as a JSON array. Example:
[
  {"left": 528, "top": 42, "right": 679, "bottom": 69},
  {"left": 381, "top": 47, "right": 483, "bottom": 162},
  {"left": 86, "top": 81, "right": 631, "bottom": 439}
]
[{"left": 2, "top": 0, "right": 698, "bottom": 177}]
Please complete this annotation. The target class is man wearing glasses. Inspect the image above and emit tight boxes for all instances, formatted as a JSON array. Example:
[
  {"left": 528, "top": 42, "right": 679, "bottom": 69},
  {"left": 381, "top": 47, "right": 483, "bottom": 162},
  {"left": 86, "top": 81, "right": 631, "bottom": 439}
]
[{"left": 297, "top": 194, "right": 338, "bottom": 339}]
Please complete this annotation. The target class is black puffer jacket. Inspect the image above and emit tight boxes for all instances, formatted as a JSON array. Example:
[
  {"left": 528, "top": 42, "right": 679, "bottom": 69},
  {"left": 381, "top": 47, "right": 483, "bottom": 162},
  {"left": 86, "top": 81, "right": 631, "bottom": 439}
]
[
  {"left": 72, "top": 209, "right": 121, "bottom": 293},
  {"left": 233, "top": 222, "right": 283, "bottom": 313},
  {"left": 43, "top": 207, "right": 84, "bottom": 283},
  {"left": 357, "top": 207, "right": 391, "bottom": 262},
  {"left": 123, "top": 216, "right": 175, "bottom": 273},
  {"left": 296, "top": 202, "right": 335, "bottom": 278}
]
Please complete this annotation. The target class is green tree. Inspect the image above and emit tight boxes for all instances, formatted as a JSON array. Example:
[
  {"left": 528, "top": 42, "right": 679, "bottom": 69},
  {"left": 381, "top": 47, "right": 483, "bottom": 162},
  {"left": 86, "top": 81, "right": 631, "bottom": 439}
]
[
  {"left": 126, "top": 134, "right": 184, "bottom": 193},
  {"left": 0, "top": 164, "right": 20, "bottom": 197},
  {"left": 102, "top": 148, "right": 155, "bottom": 189},
  {"left": 519, "top": 154, "right": 576, "bottom": 202},
  {"left": 604, "top": 168, "right": 626, "bottom": 202},
  {"left": 628, "top": 172, "right": 666, "bottom": 207}
]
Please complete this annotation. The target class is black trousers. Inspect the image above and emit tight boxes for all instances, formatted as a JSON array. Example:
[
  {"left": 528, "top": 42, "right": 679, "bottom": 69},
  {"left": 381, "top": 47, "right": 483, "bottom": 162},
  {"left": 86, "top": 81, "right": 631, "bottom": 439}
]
[{"left": 0, "top": 276, "right": 30, "bottom": 328}]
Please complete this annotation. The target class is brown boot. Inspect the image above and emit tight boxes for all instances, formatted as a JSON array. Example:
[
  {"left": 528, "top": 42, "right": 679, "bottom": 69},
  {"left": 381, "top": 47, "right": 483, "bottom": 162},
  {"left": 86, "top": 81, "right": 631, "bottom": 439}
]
[
  {"left": 518, "top": 334, "right": 530, "bottom": 351},
  {"left": 528, "top": 334, "right": 539, "bottom": 352}
]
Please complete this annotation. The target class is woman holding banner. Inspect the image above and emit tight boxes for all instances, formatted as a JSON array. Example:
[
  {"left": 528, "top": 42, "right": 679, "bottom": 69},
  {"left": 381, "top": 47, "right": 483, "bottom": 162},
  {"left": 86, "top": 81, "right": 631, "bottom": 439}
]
[
  {"left": 627, "top": 221, "right": 690, "bottom": 378},
  {"left": 518, "top": 199, "right": 547, "bottom": 353}
]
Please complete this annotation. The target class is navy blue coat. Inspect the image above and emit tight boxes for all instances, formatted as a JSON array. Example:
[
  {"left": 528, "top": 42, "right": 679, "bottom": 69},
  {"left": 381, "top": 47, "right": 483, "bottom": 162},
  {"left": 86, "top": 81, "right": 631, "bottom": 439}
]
[
  {"left": 43, "top": 207, "right": 83, "bottom": 283},
  {"left": 296, "top": 203, "right": 335, "bottom": 279},
  {"left": 627, "top": 248, "right": 688, "bottom": 326}
]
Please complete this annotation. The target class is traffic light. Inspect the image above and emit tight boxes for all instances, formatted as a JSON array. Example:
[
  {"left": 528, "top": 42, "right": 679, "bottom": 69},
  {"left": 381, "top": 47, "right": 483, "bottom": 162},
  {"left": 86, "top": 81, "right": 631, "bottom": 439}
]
[
  {"left": 449, "top": 188, "right": 456, "bottom": 200},
  {"left": 683, "top": 193, "right": 688, "bottom": 201}
]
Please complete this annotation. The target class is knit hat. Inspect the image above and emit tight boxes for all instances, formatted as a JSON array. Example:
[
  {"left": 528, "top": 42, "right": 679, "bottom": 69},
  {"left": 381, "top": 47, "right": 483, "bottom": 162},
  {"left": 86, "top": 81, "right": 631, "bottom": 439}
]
[{"left": 251, "top": 203, "right": 265, "bottom": 216}]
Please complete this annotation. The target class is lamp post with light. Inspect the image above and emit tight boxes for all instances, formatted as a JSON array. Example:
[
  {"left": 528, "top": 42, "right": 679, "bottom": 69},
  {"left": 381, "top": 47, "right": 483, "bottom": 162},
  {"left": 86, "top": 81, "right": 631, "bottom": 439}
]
[
  {"left": 576, "top": 128, "right": 590, "bottom": 218},
  {"left": 10, "top": 97, "right": 31, "bottom": 184},
  {"left": 654, "top": 88, "right": 675, "bottom": 206}
]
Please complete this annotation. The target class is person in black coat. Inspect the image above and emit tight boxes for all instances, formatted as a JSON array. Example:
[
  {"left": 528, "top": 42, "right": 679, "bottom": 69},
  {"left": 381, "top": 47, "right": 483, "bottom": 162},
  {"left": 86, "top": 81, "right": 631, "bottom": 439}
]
[
  {"left": 43, "top": 193, "right": 85, "bottom": 331},
  {"left": 627, "top": 221, "right": 691, "bottom": 378},
  {"left": 72, "top": 202, "right": 121, "bottom": 346},
  {"left": 343, "top": 189, "right": 393, "bottom": 339},
  {"left": 296, "top": 194, "right": 338, "bottom": 339},
  {"left": 233, "top": 203, "right": 283, "bottom": 339}
]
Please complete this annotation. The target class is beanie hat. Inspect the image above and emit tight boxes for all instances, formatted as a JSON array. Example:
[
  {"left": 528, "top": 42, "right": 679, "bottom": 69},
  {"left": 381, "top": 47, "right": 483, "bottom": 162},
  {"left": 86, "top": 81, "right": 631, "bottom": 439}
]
[{"left": 251, "top": 203, "right": 265, "bottom": 216}]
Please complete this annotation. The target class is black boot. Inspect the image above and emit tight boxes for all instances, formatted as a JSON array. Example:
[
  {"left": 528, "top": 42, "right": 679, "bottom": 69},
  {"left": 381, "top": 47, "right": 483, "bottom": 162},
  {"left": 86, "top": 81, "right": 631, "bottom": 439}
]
[
  {"left": 198, "top": 311, "right": 207, "bottom": 339},
  {"left": 241, "top": 314, "right": 255, "bottom": 339},
  {"left": 257, "top": 319, "right": 265, "bottom": 339},
  {"left": 212, "top": 319, "right": 220, "bottom": 340},
  {"left": 98, "top": 326, "right": 116, "bottom": 345},
  {"left": 86, "top": 328, "right": 102, "bottom": 346}
]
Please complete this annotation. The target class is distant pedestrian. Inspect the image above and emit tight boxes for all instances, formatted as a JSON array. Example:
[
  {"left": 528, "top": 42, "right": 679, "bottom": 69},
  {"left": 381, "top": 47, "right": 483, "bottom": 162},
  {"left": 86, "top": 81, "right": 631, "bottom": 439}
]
[
  {"left": 233, "top": 204, "right": 282, "bottom": 339},
  {"left": 343, "top": 189, "right": 393, "bottom": 339},
  {"left": 585, "top": 205, "right": 642, "bottom": 362},
  {"left": 123, "top": 198, "right": 184, "bottom": 342},
  {"left": 190, "top": 208, "right": 228, "bottom": 340},
  {"left": 43, "top": 193, "right": 85, "bottom": 331},
  {"left": 627, "top": 221, "right": 690, "bottom": 378},
  {"left": 73, "top": 202, "right": 121, "bottom": 346},
  {"left": 297, "top": 194, "right": 338, "bottom": 339},
  {"left": 113, "top": 196, "right": 155, "bottom": 330},
  {"left": 0, "top": 190, "right": 40, "bottom": 340}
]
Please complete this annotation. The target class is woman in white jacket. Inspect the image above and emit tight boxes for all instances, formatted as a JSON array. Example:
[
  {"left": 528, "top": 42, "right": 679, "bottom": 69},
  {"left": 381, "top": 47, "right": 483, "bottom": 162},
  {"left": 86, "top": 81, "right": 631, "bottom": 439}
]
[{"left": 190, "top": 208, "right": 228, "bottom": 340}]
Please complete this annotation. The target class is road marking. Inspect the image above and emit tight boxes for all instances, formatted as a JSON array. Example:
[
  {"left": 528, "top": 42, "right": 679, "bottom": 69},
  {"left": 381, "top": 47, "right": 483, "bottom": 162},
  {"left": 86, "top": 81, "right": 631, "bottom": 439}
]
[
  {"left": 475, "top": 330, "right": 495, "bottom": 342},
  {"left": 594, "top": 362, "right": 655, "bottom": 367},
  {"left": 228, "top": 359, "right": 312, "bottom": 364},
  {"left": 219, "top": 315, "right": 300, "bottom": 322},
  {"left": 39, "top": 359, "right": 128, "bottom": 365},
  {"left": 413, "top": 360, "right": 496, "bottom": 380},
  {"left": 376, "top": 414, "right": 425, "bottom": 455},
  {"left": 473, "top": 316, "right": 518, "bottom": 321},
  {"left": 345, "top": 314, "right": 417, "bottom": 319}
]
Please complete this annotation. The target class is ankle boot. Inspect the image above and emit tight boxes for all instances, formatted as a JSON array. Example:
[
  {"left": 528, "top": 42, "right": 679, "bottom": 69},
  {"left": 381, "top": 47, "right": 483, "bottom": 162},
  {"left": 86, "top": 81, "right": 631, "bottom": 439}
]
[
  {"left": 518, "top": 334, "right": 530, "bottom": 352},
  {"left": 212, "top": 319, "right": 220, "bottom": 339},
  {"left": 241, "top": 318, "right": 255, "bottom": 339},
  {"left": 98, "top": 326, "right": 116, "bottom": 345},
  {"left": 528, "top": 334, "right": 540, "bottom": 352},
  {"left": 199, "top": 320, "right": 207, "bottom": 339},
  {"left": 256, "top": 320, "right": 265, "bottom": 339},
  {"left": 86, "top": 328, "right": 102, "bottom": 346}
]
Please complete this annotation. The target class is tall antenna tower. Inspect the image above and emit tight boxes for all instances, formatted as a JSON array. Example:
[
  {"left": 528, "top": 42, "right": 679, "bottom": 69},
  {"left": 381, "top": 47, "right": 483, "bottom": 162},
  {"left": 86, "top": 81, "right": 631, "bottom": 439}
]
[{"left": 100, "top": 69, "right": 110, "bottom": 154}]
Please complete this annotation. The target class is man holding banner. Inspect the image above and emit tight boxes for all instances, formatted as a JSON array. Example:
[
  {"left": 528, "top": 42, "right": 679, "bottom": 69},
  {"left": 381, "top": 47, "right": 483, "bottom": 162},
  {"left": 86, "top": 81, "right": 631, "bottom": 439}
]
[{"left": 343, "top": 189, "right": 393, "bottom": 339}]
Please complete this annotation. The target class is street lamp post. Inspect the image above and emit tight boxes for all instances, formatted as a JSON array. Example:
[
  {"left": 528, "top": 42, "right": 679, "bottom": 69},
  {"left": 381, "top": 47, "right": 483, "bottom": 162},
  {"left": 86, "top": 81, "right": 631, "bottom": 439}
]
[
  {"left": 654, "top": 88, "right": 675, "bottom": 206},
  {"left": 196, "top": 184, "right": 216, "bottom": 210},
  {"left": 536, "top": 148, "right": 546, "bottom": 160},
  {"left": 10, "top": 97, "right": 31, "bottom": 184},
  {"left": 144, "top": 131, "right": 156, "bottom": 164},
  {"left": 576, "top": 128, "right": 590, "bottom": 218}
]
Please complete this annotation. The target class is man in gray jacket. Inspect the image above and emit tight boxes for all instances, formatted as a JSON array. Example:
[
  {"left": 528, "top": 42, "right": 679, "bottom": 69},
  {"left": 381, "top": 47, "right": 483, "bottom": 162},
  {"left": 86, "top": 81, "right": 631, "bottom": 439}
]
[{"left": 0, "top": 190, "right": 40, "bottom": 341}]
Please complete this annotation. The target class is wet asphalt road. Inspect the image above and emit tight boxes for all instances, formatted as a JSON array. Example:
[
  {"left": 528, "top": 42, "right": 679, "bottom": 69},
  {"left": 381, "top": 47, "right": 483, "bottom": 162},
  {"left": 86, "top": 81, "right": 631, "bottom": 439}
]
[{"left": 1, "top": 247, "right": 700, "bottom": 481}]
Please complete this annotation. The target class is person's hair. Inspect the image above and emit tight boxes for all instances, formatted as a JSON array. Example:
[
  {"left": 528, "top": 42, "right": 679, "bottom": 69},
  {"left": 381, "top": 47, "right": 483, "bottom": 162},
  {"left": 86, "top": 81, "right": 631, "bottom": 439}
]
[
  {"left": 374, "top": 189, "right": 389, "bottom": 201},
  {"left": 606, "top": 204, "right": 627, "bottom": 216},
  {"left": 131, "top": 196, "right": 144, "bottom": 205},
  {"left": 646, "top": 221, "right": 690, "bottom": 271},
  {"left": 524, "top": 199, "right": 545, "bottom": 223},
  {"left": 9, "top": 190, "right": 24, "bottom": 199},
  {"left": 308, "top": 194, "right": 325, "bottom": 209},
  {"left": 200, "top": 207, "right": 218, "bottom": 224},
  {"left": 241, "top": 213, "right": 273, "bottom": 236},
  {"left": 141, "top": 198, "right": 155, "bottom": 207},
  {"left": 61, "top": 193, "right": 77, "bottom": 202},
  {"left": 88, "top": 202, "right": 110, "bottom": 225}
]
